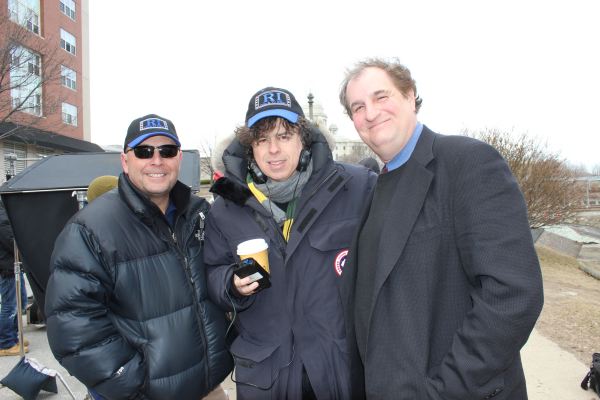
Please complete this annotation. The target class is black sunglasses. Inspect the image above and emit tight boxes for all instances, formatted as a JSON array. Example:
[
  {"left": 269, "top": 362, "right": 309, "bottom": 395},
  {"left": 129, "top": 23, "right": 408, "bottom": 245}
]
[{"left": 127, "top": 144, "right": 180, "bottom": 159}]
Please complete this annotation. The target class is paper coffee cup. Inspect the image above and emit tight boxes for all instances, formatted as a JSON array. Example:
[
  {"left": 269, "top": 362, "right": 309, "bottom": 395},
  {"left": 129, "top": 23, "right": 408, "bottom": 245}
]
[{"left": 237, "top": 238, "right": 269, "bottom": 273}]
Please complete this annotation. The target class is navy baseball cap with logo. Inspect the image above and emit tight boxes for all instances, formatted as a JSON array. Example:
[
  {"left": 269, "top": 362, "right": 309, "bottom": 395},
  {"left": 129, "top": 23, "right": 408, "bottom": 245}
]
[
  {"left": 245, "top": 87, "right": 305, "bottom": 128},
  {"left": 124, "top": 114, "right": 181, "bottom": 150}
]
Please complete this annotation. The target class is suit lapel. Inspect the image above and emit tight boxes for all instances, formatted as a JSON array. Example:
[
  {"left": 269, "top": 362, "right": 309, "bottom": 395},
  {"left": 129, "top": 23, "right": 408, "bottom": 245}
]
[{"left": 369, "top": 128, "right": 435, "bottom": 317}]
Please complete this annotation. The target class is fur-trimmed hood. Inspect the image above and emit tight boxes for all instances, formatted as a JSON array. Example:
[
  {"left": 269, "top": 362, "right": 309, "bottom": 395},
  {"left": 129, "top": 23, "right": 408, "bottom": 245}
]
[
  {"left": 210, "top": 126, "right": 334, "bottom": 205},
  {"left": 210, "top": 176, "right": 252, "bottom": 206}
]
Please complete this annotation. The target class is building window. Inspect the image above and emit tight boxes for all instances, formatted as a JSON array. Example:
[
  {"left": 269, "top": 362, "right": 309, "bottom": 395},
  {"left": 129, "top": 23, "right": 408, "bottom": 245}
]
[
  {"left": 59, "top": 0, "right": 76, "bottom": 20},
  {"left": 61, "top": 65, "right": 77, "bottom": 90},
  {"left": 10, "top": 45, "right": 42, "bottom": 116},
  {"left": 8, "top": 0, "right": 40, "bottom": 34},
  {"left": 60, "top": 29, "right": 77, "bottom": 55},
  {"left": 62, "top": 102, "right": 78, "bottom": 126}
]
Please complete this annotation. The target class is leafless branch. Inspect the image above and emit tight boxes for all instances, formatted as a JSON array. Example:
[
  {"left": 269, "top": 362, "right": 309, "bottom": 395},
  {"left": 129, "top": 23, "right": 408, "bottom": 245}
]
[
  {"left": 0, "top": 16, "right": 69, "bottom": 137},
  {"left": 464, "top": 128, "right": 583, "bottom": 228}
]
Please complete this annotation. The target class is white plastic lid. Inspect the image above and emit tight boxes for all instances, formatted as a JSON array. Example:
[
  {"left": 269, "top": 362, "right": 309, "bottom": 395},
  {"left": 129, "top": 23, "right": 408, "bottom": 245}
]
[{"left": 236, "top": 238, "right": 268, "bottom": 255}]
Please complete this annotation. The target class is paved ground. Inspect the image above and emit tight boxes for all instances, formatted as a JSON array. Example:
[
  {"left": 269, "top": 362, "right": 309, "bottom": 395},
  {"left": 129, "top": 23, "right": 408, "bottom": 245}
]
[
  {"left": 0, "top": 318, "right": 236, "bottom": 399},
  {"left": 523, "top": 330, "right": 596, "bottom": 400},
  {"left": 0, "top": 321, "right": 593, "bottom": 399}
]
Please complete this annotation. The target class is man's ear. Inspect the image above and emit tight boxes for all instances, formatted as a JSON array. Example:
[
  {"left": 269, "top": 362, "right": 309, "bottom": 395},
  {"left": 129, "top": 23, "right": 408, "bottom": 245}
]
[{"left": 121, "top": 152, "right": 129, "bottom": 174}]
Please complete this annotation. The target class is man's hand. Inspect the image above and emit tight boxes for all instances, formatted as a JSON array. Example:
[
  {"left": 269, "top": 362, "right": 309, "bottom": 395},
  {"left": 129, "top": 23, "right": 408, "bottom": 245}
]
[{"left": 233, "top": 274, "right": 259, "bottom": 296}]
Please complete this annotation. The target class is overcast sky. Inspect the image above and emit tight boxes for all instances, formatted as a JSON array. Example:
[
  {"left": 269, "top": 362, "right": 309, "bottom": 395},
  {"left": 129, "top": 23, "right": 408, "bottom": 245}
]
[{"left": 88, "top": 0, "right": 599, "bottom": 169}]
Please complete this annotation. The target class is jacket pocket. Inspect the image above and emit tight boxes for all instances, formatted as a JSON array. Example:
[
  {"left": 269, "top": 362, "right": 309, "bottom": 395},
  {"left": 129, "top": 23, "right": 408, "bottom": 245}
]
[{"left": 230, "top": 336, "right": 281, "bottom": 390}]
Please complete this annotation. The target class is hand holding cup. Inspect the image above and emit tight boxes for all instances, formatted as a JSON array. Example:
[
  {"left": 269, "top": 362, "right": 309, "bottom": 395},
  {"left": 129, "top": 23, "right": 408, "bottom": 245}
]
[{"left": 234, "top": 238, "right": 271, "bottom": 292}]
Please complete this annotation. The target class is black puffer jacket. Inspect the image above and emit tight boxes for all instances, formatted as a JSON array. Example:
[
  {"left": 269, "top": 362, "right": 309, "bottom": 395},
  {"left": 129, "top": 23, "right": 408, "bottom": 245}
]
[{"left": 45, "top": 174, "right": 232, "bottom": 400}]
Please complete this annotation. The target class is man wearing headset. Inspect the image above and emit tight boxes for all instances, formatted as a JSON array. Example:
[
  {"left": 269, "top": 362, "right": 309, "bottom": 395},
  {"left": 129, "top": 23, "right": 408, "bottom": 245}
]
[{"left": 204, "top": 87, "right": 376, "bottom": 399}]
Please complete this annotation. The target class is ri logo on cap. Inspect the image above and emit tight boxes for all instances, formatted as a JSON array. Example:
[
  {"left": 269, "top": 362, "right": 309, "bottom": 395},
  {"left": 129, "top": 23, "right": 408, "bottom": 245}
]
[
  {"left": 139, "top": 118, "right": 168, "bottom": 131},
  {"left": 254, "top": 90, "right": 291, "bottom": 110}
]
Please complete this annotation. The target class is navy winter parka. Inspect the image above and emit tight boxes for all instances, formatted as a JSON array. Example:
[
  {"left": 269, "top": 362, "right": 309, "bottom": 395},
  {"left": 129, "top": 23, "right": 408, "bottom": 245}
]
[
  {"left": 45, "top": 174, "right": 232, "bottom": 399},
  {"left": 204, "top": 131, "right": 376, "bottom": 400}
]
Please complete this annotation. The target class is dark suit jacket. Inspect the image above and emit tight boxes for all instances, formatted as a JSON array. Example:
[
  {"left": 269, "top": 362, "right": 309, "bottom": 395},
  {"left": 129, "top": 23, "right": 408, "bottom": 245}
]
[{"left": 342, "top": 126, "right": 544, "bottom": 400}]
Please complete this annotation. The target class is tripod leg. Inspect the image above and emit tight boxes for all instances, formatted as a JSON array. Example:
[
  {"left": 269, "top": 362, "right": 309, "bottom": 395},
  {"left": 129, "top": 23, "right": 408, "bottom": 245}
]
[
  {"left": 13, "top": 241, "right": 25, "bottom": 358},
  {"left": 55, "top": 372, "right": 77, "bottom": 400}
]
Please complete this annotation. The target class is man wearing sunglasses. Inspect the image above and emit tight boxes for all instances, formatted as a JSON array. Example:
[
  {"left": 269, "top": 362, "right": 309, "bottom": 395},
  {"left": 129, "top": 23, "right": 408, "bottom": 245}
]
[{"left": 45, "top": 114, "right": 232, "bottom": 399}]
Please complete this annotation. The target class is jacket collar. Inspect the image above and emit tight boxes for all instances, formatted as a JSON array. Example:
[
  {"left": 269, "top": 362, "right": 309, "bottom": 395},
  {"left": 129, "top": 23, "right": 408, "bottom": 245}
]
[{"left": 118, "top": 173, "right": 191, "bottom": 225}]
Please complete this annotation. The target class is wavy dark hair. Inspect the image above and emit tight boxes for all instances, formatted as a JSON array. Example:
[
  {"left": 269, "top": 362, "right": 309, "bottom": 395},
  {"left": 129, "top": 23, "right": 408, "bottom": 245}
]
[
  {"left": 339, "top": 57, "right": 423, "bottom": 117},
  {"left": 235, "top": 116, "right": 313, "bottom": 156}
]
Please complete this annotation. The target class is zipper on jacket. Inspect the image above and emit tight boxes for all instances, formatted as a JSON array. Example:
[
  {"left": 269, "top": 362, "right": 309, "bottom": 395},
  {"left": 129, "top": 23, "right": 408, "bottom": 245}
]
[
  {"left": 179, "top": 249, "right": 210, "bottom": 389},
  {"left": 196, "top": 211, "right": 206, "bottom": 242},
  {"left": 169, "top": 227, "right": 194, "bottom": 288},
  {"left": 181, "top": 204, "right": 211, "bottom": 389}
]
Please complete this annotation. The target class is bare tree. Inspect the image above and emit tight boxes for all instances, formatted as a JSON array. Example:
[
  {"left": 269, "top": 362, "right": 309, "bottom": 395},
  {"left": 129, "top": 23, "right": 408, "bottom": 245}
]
[
  {"left": 566, "top": 163, "right": 591, "bottom": 177},
  {"left": 0, "top": 16, "right": 67, "bottom": 139},
  {"left": 592, "top": 164, "right": 600, "bottom": 176},
  {"left": 197, "top": 137, "right": 215, "bottom": 183},
  {"left": 465, "top": 128, "right": 583, "bottom": 228}
]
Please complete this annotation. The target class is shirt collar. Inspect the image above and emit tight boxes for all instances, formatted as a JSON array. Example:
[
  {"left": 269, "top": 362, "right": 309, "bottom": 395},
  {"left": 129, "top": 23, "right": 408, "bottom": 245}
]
[
  {"left": 165, "top": 200, "right": 177, "bottom": 227},
  {"left": 384, "top": 122, "right": 423, "bottom": 173}
]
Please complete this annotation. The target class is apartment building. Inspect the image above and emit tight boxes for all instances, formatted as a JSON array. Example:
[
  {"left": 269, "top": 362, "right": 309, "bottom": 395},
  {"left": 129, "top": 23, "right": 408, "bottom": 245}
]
[{"left": 0, "top": 0, "right": 99, "bottom": 180}]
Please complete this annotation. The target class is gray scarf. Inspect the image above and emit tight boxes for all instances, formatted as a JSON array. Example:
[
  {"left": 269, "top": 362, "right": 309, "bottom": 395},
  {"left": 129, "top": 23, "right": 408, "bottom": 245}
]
[{"left": 251, "top": 159, "right": 313, "bottom": 225}]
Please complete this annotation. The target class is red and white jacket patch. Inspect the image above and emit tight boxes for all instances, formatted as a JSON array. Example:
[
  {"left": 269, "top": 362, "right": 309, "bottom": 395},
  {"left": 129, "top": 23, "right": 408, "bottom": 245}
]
[{"left": 334, "top": 249, "right": 349, "bottom": 276}]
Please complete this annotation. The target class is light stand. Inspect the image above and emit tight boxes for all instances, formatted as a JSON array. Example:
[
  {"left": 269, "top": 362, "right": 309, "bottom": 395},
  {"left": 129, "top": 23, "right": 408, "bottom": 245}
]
[
  {"left": 13, "top": 240, "right": 25, "bottom": 357},
  {"left": 5, "top": 153, "right": 44, "bottom": 181},
  {"left": 72, "top": 190, "right": 88, "bottom": 209}
]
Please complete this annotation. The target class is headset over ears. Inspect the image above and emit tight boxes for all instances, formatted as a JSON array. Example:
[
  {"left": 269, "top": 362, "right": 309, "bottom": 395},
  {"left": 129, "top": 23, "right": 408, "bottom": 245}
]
[
  {"left": 248, "top": 148, "right": 312, "bottom": 184},
  {"left": 248, "top": 159, "right": 267, "bottom": 184},
  {"left": 297, "top": 148, "right": 311, "bottom": 172}
]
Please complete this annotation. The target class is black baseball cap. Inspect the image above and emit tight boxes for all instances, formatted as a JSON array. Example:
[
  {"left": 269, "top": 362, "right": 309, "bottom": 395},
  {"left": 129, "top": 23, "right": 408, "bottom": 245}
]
[
  {"left": 245, "top": 87, "right": 305, "bottom": 128},
  {"left": 124, "top": 114, "right": 180, "bottom": 150}
]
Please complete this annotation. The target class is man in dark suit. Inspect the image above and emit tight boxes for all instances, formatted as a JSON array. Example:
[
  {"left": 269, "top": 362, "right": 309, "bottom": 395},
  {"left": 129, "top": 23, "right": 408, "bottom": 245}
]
[{"left": 338, "top": 58, "right": 544, "bottom": 399}]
